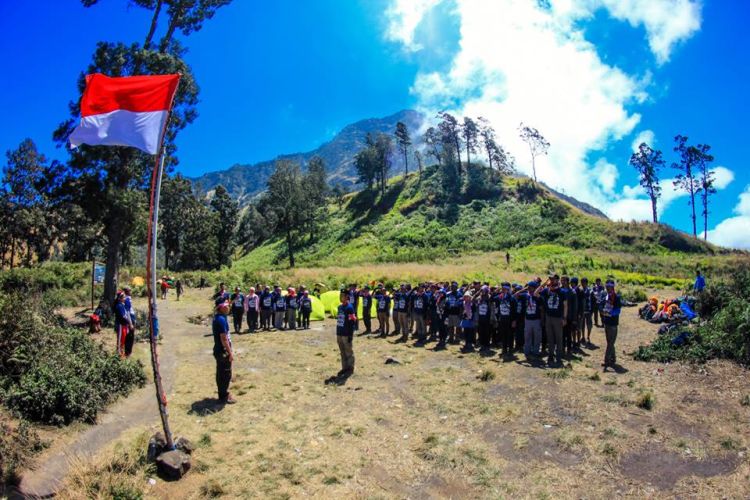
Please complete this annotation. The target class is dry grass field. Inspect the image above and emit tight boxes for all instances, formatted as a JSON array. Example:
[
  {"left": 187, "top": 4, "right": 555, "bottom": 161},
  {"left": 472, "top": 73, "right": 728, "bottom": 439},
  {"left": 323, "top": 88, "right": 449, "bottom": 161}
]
[{"left": 50, "top": 288, "right": 750, "bottom": 499}]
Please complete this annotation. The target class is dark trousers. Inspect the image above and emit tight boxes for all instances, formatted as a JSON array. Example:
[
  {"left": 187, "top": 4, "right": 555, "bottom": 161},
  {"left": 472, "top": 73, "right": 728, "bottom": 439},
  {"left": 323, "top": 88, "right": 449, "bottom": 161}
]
[
  {"left": 429, "top": 314, "right": 440, "bottom": 339},
  {"left": 477, "top": 320, "right": 491, "bottom": 349},
  {"left": 593, "top": 306, "right": 601, "bottom": 326},
  {"left": 363, "top": 314, "right": 371, "bottom": 333},
  {"left": 260, "top": 309, "right": 272, "bottom": 330},
  {"left": 563, "top": 320, "right": 575, "bottom": 353},
  {"left": 246, "top": 309, "right": 258, "bottom": 332},
  {"left": 124, "top": 327, "right": 134, "bottom": 357},
  {"left": 301, "top": 310, "right": 311, "bottom": 329},
  {"left": 491, "top": 322, "right": 502, "bottom": 346},
  {"left": 464, "top": 326, "right": 476, "bottom": 348},
  {"left": 214, "top": 352, "right": 232, "bottom": 400},
  {"left": 232, "top": 307, "right": 244, "bottom": 333},
  {"left": 604, "top": 324, "right": 618, "bottom": 366},
  {"left": 499, "top": 319, "right": 514, "bottom": 354},
  {"left": 515, "top": 319, "right": 525, "bottom": 351}
]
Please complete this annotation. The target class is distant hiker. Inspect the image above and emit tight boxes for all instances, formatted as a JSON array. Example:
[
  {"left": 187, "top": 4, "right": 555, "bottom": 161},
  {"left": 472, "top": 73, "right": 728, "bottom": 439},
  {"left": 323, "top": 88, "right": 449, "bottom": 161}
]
[
  {"left": 199, "top": 276, "right": 206, "bottom": 290},
  {"left": 374, "top": 285, "right": 391, "bottom": 337},
  {"left": 694, "top": 270, "right": 706, "bottom": 293},
  {"left": 285, "top": 288, "right": 298, "bottom": 330},
  {"left": 601, "top": 280, "right": 622, "bottom": 371},
  {"left": 114, "top": 291, "right": 134, "bottom": 358},
  {"left": 260, "top": 285, "right": 273, "bottom": 331},
  {"left": 230, "top": 286, "right": 245, "bottom": 334},
  {"left": 360, "top": 286, "right": 373, "bottom": 334},
  {"left": 580, "top": 278, "right": 594, "bottom": 345},
  {"left": 505, "top": 252, "right": 510, "bottom": 265},
  {"left": 538, "top": 274, "right": 566, "bottom": 366},
  {"left": 272, "top": 285, "right": 286, "bottom": 330},
  {"left": 175, "top": 279, "right": 184, "bottom": 301},
  {"left": 244, "top": 287, "right": 259, "bottom": 332},
  {"left": 300, "top": 291, "right": 313, "bottom": 329},
  {"left": 326, "top": 290, "right": 356, "bottom": 385},
  {"left": 212, "top": 298, "right": 236, "bottom": 404}
]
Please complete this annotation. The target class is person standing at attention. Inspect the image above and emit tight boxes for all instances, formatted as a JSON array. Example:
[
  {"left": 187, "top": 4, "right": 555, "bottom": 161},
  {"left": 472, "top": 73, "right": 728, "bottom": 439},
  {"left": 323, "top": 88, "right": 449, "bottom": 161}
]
[
  {"left": 244, "top": 286, "right": 259, "bottom": 333},
  {"left": 212, "top": 298, "right": 236, "bottom": 404},
  {"left": 601, "top": 280, "right": 622, "bottom": 372},
  {"left": 326, "top": 290, "right": 357, "bottom": 384}
]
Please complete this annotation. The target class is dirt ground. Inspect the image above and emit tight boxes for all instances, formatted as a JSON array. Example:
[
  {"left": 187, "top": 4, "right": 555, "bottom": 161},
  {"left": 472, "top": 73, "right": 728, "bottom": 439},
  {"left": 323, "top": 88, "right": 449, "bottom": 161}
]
[{"left": 40, "top": 288, "right": 750, "bottom": 498}]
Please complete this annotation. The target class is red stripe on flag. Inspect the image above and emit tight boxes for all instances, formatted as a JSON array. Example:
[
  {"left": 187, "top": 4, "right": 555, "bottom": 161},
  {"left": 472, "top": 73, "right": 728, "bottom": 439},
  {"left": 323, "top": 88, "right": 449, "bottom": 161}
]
[{"left": 80, "top": 73, "right": 180, "bottom": 116}]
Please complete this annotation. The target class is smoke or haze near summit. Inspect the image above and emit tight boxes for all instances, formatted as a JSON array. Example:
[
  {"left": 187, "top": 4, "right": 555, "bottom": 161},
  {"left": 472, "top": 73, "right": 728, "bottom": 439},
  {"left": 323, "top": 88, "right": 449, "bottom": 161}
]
[{"left": 0, "top": 0, "right": 748, "bottom": 247}]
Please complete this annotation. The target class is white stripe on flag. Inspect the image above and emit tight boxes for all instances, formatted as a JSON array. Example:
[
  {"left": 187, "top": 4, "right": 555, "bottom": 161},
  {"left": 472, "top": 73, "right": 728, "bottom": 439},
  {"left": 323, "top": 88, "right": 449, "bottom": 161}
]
[{"left": 69, "top": 109, "right": 169, "bottom": 155}]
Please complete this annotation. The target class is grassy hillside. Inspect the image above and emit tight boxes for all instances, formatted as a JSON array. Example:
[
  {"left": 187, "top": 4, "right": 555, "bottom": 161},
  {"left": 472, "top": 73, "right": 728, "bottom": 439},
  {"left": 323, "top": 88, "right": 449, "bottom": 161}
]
[{"left": 228, "top": 166, "right": 745, "bottom": 288}]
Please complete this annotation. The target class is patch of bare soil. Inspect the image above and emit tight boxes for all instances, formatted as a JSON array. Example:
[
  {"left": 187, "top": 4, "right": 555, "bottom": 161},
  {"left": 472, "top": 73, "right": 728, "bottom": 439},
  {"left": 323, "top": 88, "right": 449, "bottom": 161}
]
[{"left": 619, "top": 447, "right": 741, "bottom": 490}]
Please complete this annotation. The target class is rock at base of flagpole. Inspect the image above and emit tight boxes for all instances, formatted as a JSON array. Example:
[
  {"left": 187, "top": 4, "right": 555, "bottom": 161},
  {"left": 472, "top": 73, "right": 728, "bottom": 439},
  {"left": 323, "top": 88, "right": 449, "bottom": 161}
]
[{"left": 156, "top": 449, "right": 192, "bottom": 480}]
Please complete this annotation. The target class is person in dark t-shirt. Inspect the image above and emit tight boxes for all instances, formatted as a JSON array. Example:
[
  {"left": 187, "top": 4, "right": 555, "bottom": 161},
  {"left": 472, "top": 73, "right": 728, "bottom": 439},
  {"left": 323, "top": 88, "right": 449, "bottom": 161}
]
[
  {"left": 212, "top": 298, "right": 236, "bottom": 404},
  {"left": 326, "top": 290, "right": 357, "bottom": 385},
  {"left": 601, "top": 280, "right": 622, "bottom": 371}
]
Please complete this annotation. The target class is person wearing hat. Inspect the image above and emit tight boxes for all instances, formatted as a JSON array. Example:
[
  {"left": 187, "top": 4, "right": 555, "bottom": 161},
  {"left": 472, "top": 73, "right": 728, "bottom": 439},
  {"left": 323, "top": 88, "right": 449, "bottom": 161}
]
[
  {"left": 329, "top": 289, "right": 357, "bottom": 383},
  {"left": 601, "top": 280, "right": 622, "bottom": 371},
  {"left": 518, "top": 281, "right": 544, "bottom": 358},
  {"left": 360, "top": 285, "right": 373, "bottom": 335},
  {"left": 374, "top": 285, "right": 391, "bottom": 337},
  {"left": 259, "top": 285, "right": 273, "bottom": 331},
  {"left": 212, "top": 298, "right": 236, "bottom": 404},
  {"left": 285, "top": 288, "right": 298, "bottom": 330},
  {"left": 495, "top": 282, "right": 517, "bottom": 357},
  {"left": 537, "top": 274, "right": 567, "bottom": 366},
  {"left": 299, "top": 291, "right": 313, "bottom": 329},
  {"left": 230, "top": 286, "right": 245, "bottom": 334},
  {"left": 114, "top": 290, "right": 134, "bottom": 358},
  {"left": 272, "top": 285, "right": 286, "bottom": 330},
  {"left": 244, "top": 287, "right": 260, "bottom": 333}
]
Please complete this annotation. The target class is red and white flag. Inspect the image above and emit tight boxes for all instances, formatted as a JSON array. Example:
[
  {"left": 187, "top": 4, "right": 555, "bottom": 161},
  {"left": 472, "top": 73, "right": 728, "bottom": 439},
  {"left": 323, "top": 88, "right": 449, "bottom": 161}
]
[{"left": 69, "top": 73, "right": 180, "bottom": 155}]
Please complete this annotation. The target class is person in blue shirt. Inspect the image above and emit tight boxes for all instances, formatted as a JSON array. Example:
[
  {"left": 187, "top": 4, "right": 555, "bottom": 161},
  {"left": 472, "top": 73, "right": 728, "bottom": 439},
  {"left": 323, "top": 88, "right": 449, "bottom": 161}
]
[
  {"left": 537, "top": 274, "right": 567, "bottom": 366},
  {"left": 518, "top": 281, "right": 544, "bottom": 358},
  {"left": 360, "top": 286, "right": 373, "bottom": 335},
  {"left": 299, "top": 291, "right": 313, "bottom": 329},
  {"left": 445, "top": 282, "right": 462, "bottom": 344},
  {"left": 475, "top": 286, "right": 493, "bottom": 352},
  {"left": 601, "top": 280, "right": 622, "bottom": 371},
  {"left": 495, "top": 282, "right": 517, "bottom": 357},
  {"left": 412, "top": 285, "right": 429, "bottom": 345},
  {"left": 512, "top": 284, "right": 525, "bottom": 352},
  {"left": 694, "top": 270, "right": 706, "bottom": 293},
  {"left": 580, "top": 278, "right": 595, "bottom": 345},
  {"left": 230, "top": 286, "right": 245, "bottom": 334},
  {"left": 259, "top": 285, "right": 273, "bottom": 331},
  {"left": 212, "top": 298, "right": 236, "bottom": 404},
  {"left": 113, "top": 291, "right": 134, "bottom": 358},
  {"left": 326, "top": 290, "right": 357, "bottom": 385},
  {"left": 393, "top": 284, "right": 409, "bottom": 342}
]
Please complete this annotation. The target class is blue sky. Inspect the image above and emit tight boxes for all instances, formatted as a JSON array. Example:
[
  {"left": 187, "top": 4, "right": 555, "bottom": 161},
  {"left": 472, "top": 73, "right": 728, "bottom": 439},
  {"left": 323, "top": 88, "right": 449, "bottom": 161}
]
[{"left": 1, "top": 0, "right": 749, "bottom": 247}]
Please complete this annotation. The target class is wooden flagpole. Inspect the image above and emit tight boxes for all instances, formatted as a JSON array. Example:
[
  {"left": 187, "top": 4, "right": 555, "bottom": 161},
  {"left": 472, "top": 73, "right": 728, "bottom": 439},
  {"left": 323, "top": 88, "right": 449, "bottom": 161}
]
[{"left": 145, "top": 76, "right": 180, "bottom": 450}]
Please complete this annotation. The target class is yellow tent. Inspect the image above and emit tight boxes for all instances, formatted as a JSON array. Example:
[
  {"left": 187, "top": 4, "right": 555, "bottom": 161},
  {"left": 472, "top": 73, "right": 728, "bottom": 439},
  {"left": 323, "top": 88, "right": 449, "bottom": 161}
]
[
  {"left": 309, "top": 295, "right": 326, "bottom": 321},
  {"left": 131, "top": 276, "right": 145, "bottom": 287},
  {"left": 356, "top": 298, "right": 377, "bottom": 318},
  {"left": 319, "top": 290, "right": 341, "bottom": 318}
]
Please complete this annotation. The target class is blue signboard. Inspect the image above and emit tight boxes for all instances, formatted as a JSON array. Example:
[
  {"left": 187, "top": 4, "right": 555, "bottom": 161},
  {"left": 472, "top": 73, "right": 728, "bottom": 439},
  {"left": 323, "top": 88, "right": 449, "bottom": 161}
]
[{"left": 93, "top": 263, "right": 105, "bottom": 284}]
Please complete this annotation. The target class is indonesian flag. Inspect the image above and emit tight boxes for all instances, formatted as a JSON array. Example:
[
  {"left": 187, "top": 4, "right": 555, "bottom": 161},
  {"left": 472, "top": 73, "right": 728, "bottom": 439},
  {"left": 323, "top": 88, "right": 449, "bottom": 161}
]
[{"left": 69, "top": 73, "right": 180, "bottom": 155}]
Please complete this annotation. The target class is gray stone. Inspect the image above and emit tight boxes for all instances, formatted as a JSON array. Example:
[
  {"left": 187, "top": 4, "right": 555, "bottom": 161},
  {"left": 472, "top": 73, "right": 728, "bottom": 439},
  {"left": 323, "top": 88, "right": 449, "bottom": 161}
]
[
  {"left": 385, "top": 357, "right": 401, "bottom": 365},
  {"left": 147, "top": 432, "right": 167, "bottom": 462},
  {"left": 175, "top": 436, "right": 195, "bottom": 455},
  {"left": 156, "top": 449, "right": 191, "bottom": 480}
]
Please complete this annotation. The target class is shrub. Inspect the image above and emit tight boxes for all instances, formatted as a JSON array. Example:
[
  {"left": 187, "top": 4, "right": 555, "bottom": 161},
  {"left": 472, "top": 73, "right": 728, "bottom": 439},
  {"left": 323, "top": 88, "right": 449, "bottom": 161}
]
[{"left": 0, "top": 418, "right": 46, "bottom": 485}]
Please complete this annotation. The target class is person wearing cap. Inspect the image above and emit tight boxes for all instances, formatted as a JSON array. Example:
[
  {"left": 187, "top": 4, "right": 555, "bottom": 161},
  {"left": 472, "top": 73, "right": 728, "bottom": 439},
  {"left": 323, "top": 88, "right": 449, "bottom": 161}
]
[
  {"left": 519, "top": 281, "right": 544, "bottom": 358},
  {"left": 495, "top": 282, "right": 517, "bottom": 357},
  {"left": 272, "top": 286, "right": 286, "bottom": 330},
  {"left": 601, "top": 280, "right": 622, "bottom": 371},
  {"left": 114, "top": 291, "right": 134, "bottom": 358},
  {"left": 212, "top": 298, "right": 236, "bottom": 404},
  {"left": 230, "top": 286, "right": 245, "bottom": 334},
  {"left": 412, "top": 285, "right": 429, "bottom": 345},
  {"left": 244, "top": 286, "right": 260, "bottom": 332},
  {"left": 560, "top": 276, "right": 578, "bottom": 356},
  {"left": 360, "top": 286, "right": 373, "bottom": 335},
  {"left": 476, "top": 285, "right": 493, "bottom": 351},
  {"left": 285, "top": 288, "right": 298, "bottom": 330},
  {"left": 537, "top": 274, "right": 567, "bottom": 366},
  {"left": 300, "top": 291, "right": 313, "bottom": 329},
  {"left": 330, "top": 289, "right": 357, "bottom": 382},
  {"left": 580, "top": 278, "right": 594, "bottom": 345},
  {"left": 260, "top": 285, "right": 273, "bottom": 331},
  {"left": 374, "top": 285, "right": 391, "bottom": 337}
]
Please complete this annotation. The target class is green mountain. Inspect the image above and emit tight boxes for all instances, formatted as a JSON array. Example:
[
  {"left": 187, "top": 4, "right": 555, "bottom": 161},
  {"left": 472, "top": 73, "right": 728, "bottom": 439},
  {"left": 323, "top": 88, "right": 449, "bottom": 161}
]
[
  {"left": 192, "top": 109, "right": 424, "bottom": 204},
  {"left": 230, "top": 164, "right": 731, "bottom": 285}
]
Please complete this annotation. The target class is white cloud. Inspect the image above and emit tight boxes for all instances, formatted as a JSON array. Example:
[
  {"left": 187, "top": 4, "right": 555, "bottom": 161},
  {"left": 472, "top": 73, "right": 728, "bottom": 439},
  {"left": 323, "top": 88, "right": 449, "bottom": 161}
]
[
  {"left": 631, "top": 129, "right": 655, "bottom": 152},
  {"left": 595, "top": 158, "right": 619, "bottom": 194},
  {"left": 707, "top": 184, "right": 750, "bottom": 249},
  {"left": 385, "top": 0, "right": 702, "bottom": 217},
  {"left": 712, "top": 166, "right": 735, "bottom": 190}
]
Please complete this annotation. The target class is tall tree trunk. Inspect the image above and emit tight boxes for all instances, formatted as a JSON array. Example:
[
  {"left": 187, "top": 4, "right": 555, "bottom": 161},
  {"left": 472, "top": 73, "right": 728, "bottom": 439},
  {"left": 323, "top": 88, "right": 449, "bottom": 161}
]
[
  {"left": 531, "top": 156, "right": 537, "bottom": 183},
  {"left": 10, "top": 238, "right": 15, "bottom": 269},
  {"left": 286, "top": 227, "right": 295, "bottom": 268},
  {"left": 144, "top": 0, "right": 163, "bottom": 49},
  {"left": 651, "top": 195, "right": 658, "bottom": 224},
  {"left": 703, "top": 199, "right": 708, "bottom": 240},
  {"left": 487, "top": 148, "right": 493, "bottom": 170},
  {"left": 403, "top": 149, "right": 408, "bottom": 176},
  {"left": 103, "top": 217, "right": 124, "bottom": 304},
  {"left": 455, "top": 138, "right": 462, "bottom": 175},
  {"left": 689, "top": 183, "right": 697, "bottom": 237},
  {"left": 466, "top": 147, "right": 471, "bottom": 168}
]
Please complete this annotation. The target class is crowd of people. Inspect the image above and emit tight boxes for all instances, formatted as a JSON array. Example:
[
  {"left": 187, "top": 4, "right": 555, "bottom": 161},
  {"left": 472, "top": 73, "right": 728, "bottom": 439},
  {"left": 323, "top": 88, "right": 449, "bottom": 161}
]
[{"left": 210, "top": 274, "right": 624, "bottom": 396}]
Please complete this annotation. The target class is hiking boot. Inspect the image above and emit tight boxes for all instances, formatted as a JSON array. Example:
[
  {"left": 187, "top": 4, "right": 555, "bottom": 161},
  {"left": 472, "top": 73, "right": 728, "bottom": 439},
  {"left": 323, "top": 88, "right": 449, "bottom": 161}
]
[{"left": 222, "top": 394, "right": 237, "bottom": 405}]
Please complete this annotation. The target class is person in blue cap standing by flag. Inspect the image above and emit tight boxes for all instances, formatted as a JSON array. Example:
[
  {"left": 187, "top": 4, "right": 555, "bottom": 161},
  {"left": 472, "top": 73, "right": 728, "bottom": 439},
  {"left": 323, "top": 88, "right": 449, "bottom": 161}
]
[{"left": 212, "top": 297, "right": 236, "bottom": 404}]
